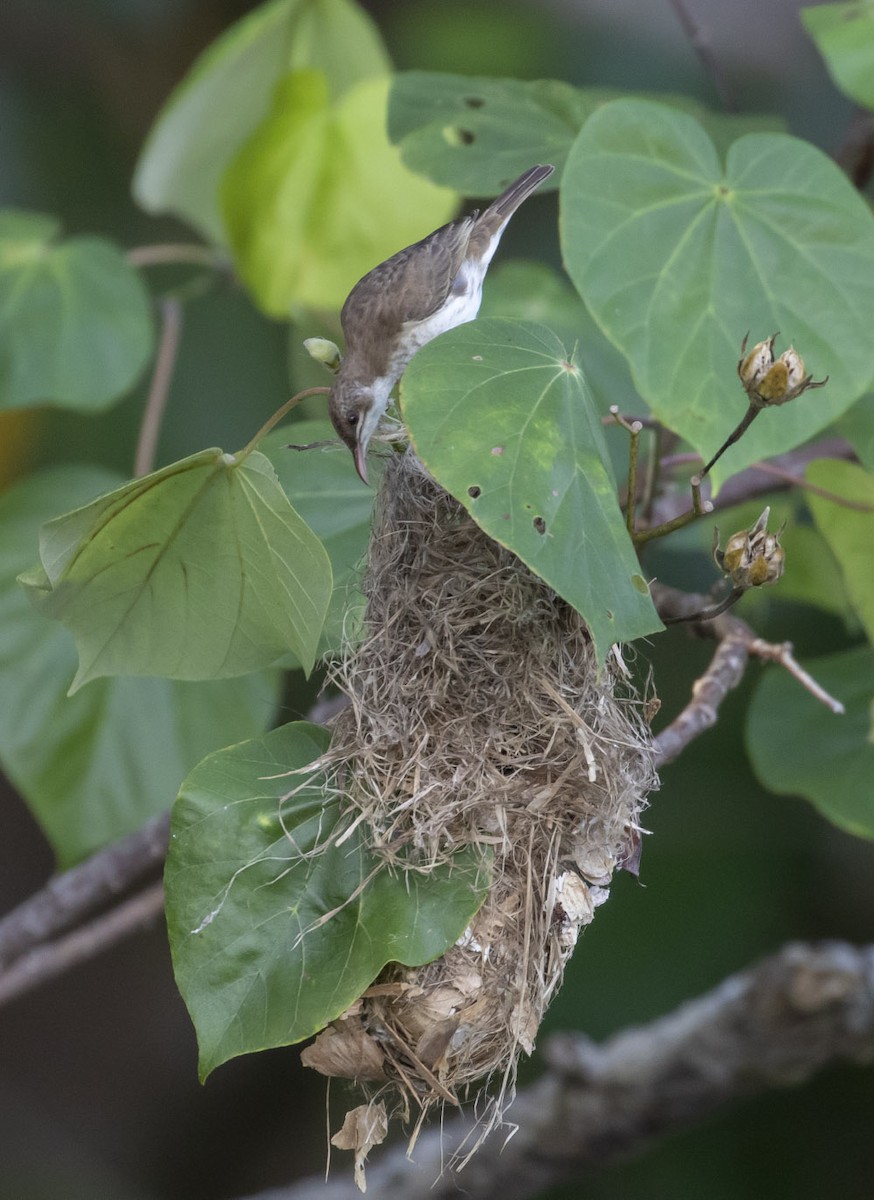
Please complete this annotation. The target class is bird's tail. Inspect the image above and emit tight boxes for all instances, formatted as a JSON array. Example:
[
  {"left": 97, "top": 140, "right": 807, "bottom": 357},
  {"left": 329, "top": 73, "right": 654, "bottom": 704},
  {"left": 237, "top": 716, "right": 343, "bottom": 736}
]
[{"left": 485, "top": 164, "right": 555, "bottom": 220}]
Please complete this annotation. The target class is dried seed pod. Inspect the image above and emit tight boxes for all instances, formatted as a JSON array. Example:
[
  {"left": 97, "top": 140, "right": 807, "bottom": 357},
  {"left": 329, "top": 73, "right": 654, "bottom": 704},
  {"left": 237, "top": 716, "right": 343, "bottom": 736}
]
[
  {"left": 714, "top": 506, "right": 786, "bottom": 589},
  {"left": 737, "top": 333, "right": 827, "bottom": 410}
]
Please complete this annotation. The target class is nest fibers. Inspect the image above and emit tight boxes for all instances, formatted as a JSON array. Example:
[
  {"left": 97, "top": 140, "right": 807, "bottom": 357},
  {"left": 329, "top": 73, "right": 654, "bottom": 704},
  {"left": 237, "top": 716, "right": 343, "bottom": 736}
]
[{"left": 301, "top": 449, "right": 658, "bottom": 1168}]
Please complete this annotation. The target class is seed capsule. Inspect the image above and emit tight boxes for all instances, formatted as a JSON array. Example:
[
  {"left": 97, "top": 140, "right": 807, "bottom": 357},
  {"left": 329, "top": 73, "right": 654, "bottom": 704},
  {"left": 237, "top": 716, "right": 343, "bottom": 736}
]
[{"left": 713, "top": 507, "right": 786, "bottom": 589}]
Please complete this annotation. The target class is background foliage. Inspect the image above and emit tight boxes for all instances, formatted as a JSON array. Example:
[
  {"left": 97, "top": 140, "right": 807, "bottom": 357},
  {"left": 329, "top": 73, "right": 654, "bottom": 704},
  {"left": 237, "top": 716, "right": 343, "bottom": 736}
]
[{"left": 0, "top": 1, "right": 872, "bottom": 1198}]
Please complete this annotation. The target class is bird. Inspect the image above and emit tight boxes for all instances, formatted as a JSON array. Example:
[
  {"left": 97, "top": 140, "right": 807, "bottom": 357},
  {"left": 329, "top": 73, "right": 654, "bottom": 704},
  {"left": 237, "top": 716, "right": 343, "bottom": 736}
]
[{"left": 328, "top": 163, "right": 555, "bottom": 483}]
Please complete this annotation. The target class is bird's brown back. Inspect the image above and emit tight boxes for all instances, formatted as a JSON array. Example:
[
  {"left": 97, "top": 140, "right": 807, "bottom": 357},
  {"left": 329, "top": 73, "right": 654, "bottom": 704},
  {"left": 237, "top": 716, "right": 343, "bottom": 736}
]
[{"left": 340, "top": 216, "right": 477, "bottom": 347}]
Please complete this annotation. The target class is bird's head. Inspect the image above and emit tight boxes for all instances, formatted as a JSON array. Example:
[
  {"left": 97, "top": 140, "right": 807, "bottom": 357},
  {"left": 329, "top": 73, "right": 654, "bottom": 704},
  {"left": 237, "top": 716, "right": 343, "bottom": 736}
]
[{"left": 328, "top": 376, "right": 386, "bottom": 485}]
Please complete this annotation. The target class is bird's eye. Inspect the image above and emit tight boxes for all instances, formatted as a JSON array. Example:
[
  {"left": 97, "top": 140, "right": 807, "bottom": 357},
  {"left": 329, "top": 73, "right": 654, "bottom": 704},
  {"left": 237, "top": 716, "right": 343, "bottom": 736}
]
[{"left": 347, "top": 413, "right": 359, "bottom": 427}]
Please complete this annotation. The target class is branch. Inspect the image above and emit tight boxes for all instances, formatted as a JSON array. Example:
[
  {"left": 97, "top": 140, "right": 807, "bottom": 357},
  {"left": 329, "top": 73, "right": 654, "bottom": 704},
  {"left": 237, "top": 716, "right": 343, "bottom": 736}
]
[
  {"left": 0, "top": 566, "right": 842, "bottom": 1002},
  {"left": 0, "top": 883, "right": 165, "bottom": 1006},
  {"left": 667, "top": 0, "right": 738, "bottom": 112},
  {"left": 134, "top": 296, "right": 183, "bottom": 477},
  {"left": 235, "top": 941, "right": 874, "bottom": 1200},
  {"left": 652, "top": 583, "right": 751, "bottom": 767},
  {"left": 650, "top": 581, "right": 844, "bottom": 767},
  {"left": 833, "top": 106, "right": 874, "bottom": 191},
  {"left": 0, "top": 812, "right": 169, "bottom": 969},
  {"left": 648, "top": 437, "right": 856, "bottom": 530}
]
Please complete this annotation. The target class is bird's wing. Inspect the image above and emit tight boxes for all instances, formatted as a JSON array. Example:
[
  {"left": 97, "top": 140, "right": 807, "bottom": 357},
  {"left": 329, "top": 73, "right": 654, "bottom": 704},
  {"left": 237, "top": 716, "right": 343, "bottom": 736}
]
[{"left": 341, "top": 216, "right": 476, "bottom": 342}]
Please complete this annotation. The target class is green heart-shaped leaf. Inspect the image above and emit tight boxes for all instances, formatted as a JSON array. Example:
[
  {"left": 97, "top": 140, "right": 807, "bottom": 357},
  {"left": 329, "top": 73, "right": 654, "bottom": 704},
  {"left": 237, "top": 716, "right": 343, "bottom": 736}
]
[
  {"left": 388, "top": 71, "right": 785, "bottom": 196},
  {"left": 0, "top": 466, "right": 280, "bottom": 865},
  {"left": 21, "top": 448, "right": 332, "bottom": 687},
  {"left": 560, "top": 99, "right": 874, "bottom": 485},
  {"left": 0, "top": 211, "right": 153, "bottom": 412},
  {"left": 401, "top": 318, "right": 662, "bottom": 662},
  {"left": 166, "top": 722, "right": 491, "bottom": 1077},
  {"left": 746, "top": 645, "right": 874, "bottom": 839}
]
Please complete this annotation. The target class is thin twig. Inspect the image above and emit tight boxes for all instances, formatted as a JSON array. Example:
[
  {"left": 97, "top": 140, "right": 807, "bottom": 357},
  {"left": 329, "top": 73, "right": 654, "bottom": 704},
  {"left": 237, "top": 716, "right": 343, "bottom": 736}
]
[
  {"left": 748, "top": 638, "right": 845, "bottom": 715},
  {"left": 667, "top": 0, "right": 738, "bottom": 112},
  {"left": 744, "top": 460, "right": 874, "bottom": 513},
  {"left": 126, "top": 243, "right": 227, "bottom": 269},
  {"left": 609, "top": 406, "right": 643, "bottom": 535},
  {"left": 236, "top": 387, "right": 331, "bottom": 461},
  {"left": 634, "top": 477, "right": 712, "bottom": 546},
  {"left": 651, "top": 581, "right": 845, "bottom": 767},
  {"left": 651, "top": 583, "right": 751, "bottom": 767},
  {"left": 0, "top": 882, "right": 165, "bottom": 1007},
  {"left": 133, "top": 296, "right": 183, "bottom": 477},
  {"left": 660, "top": 585, "right": 744, "bottom": 626},
  {"left": 648, "top": 437, "right": 856, "bottom": 530},
  {"left": 696, "top": 402, "right": 759, "bottom": 481},
  {"left": 640, "top": 422, "right": 663, "bottom": 522},
  {"left": 236, "top": 941, "right": 874, "bottom": 1200}
]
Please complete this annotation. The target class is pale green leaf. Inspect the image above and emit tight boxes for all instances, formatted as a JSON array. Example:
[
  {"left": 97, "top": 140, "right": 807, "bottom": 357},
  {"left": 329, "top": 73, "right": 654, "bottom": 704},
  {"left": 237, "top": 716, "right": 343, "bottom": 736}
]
[
  {"left": 263, "top": 421, "right": 377, "bottom": 656},
  {"left": 805, "top": 459, "right": 874, "bottom": 644},
  {"left": 400, "top": 318, "right": 662, "bottom": 662},
  {"left": 387, "top": 71, "right": 785, "bottom": 195},
  {"left": 21, "top": 448, "right": 332, "bottom": 686},
  {"left": 560, "top": 99, "right": 874, "bottom": 486},
  {"left": 802, "top": 2, "right": 874, "bottom": 110},
  {"left": 838, "top": 393, "right": 874, "bottom": 472},
  {"left": 481, "top": 260, "right": 643, "bottom": 415},
  {"left": 747, "top": 645, "right": 874, "bottom": 839},
  {"left": 0, "top": 467, "right": 279, "bottom": 865},
  {"left": 0, "top": 210, "right": 153, "bottom": 412},
  {"left": 132, "top": 0, "right": 389, "bottom": 243},
  {"left": 221, "top": 72, "right": 456, "bottom": 314},
  {"left": 166, "top": 723, "right": 490, "bottom": 1077}
]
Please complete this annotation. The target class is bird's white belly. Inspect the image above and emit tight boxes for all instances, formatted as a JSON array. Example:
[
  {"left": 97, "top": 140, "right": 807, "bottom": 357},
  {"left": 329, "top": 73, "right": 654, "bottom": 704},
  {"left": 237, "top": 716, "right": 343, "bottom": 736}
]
[{"left": 393, "top": 261, "right": 487, "bottom": 369}]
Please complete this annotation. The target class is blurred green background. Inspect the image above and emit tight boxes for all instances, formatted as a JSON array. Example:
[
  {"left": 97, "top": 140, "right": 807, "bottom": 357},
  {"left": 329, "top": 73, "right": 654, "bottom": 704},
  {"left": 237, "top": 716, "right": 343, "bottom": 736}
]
[{"left": 0, "top": 1, "right": 871, "bottom": 1198}]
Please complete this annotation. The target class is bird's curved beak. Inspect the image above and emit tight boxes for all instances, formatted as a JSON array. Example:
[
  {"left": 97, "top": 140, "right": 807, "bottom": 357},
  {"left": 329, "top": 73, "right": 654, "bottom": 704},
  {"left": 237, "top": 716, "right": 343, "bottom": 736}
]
[{"left": 354, "top": 439, "right": 369, "bottom": 486}]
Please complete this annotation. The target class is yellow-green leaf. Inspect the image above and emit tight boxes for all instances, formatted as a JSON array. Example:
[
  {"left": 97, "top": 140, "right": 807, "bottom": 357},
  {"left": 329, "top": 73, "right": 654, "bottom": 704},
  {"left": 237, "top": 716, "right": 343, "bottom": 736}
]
[
  {"left": 221, "top": 72, "right": 456, "bottom": 314},
  {"left": 133, "top": 0, "right": 390, "bottom": 243}
]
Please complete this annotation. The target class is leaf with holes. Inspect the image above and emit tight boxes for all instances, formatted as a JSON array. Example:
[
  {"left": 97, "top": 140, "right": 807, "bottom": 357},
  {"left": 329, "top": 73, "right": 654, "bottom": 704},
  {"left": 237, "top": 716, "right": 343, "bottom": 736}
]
[
  {"left": 388, "top": 72, "right": 587, "bottom": 194},
  {"left": 19, "top": 448, "right": 332, "bottom": 688},
  {"left": 0, "top": 210, "right": 153, "bottom": 412},
  {"left": 166, "top": 722, "right": 491, "bottom": 1078},
  {"left": 400, "top": 318, "right": 662, "bottom": 662},
  {"left": 388, "top": 72, "right": 785, "bottom": 196},
  {"left": 561, "top": 99, "right": 874, "bottom": 486}
]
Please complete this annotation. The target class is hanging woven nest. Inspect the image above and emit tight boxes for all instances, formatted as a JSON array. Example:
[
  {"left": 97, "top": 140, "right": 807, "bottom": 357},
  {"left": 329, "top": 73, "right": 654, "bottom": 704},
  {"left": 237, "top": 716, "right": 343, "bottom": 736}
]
[{"left": 301, "top": 447, "right": 658, "bottom": 1172}]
